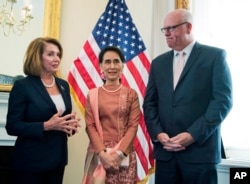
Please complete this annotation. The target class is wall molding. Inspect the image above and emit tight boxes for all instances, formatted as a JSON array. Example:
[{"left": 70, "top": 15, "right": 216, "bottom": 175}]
[{"left": 0, "top": 92, "right": 16, "bottom": 146}]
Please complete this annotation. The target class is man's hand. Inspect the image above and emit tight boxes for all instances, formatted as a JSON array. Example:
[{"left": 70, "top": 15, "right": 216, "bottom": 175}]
[{"left": 157, "top": 132, "right": 194, "bottom": 152}]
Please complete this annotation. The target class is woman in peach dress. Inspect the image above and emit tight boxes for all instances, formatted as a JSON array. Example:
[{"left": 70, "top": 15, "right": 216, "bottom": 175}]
[{"left": 82, "top": 46, "right": 140, "bottom": 184}]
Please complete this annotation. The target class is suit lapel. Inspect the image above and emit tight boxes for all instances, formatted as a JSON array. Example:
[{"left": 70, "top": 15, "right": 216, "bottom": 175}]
[
  {"left": 164, "top": 51, "right": 175, "bottom": 91},
  {"left": 178, "top": 43, "right": 202, "bottom": 83},
  {"left": 29, "top": 76, "right": 70, "bottom": 114},
  {"left": 56, "top": 78, "right": 71, "bottom": 114},
  {"left": 30, "top": 77, "right": 57, "bottom": 111}
]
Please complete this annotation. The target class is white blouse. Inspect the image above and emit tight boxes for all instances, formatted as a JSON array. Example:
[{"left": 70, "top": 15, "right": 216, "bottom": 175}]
[{"left": 50, "top": 94, "right": 66, "bottom": 113}]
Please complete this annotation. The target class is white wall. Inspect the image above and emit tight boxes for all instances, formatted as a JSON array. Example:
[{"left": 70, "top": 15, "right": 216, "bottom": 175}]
[{"left": 0, "top": 1, "right": 44, "bottom": 76}]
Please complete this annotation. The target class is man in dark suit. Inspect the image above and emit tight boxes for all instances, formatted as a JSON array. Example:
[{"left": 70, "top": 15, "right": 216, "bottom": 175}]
[{"left": 143, "top": 9, "right": 232, "bottom": 184}]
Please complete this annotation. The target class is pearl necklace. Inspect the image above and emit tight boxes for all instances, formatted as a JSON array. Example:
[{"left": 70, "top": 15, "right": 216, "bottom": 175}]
[
  {"left": 41, "top": 76, "right": 55, "bottom": 88},
  {"left": 102, "top": 85, "right": 122, "bottom": 93}
]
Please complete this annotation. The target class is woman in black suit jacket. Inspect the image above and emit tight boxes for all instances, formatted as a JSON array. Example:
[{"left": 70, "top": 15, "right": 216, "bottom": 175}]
[
  {"left": 143, "top": 9, "right": 232, "bottom": 184},
  {"left": 6, "top": 37, "right": 80, "bottom": 184}
]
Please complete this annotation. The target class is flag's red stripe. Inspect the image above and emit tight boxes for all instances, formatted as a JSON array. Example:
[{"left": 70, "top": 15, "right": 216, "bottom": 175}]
[
  {"left": 84, "top": 41, "right": 100, "bottom": 76},
  {"left": 122, "top": 75, "right": 152, "bottom": 168},
  {"left": 68, "top": 72, "right": 86, "bottom": 106},
  {"left": 139, "top": 114, "right": 151, "bottom": 146},
  {"left": 74, "top": 58, "right": 96, "bottom": 90},
  {"left": 138, "top": 52, "right": 151, "bottom": 73},
  {"left": 134, "top": 136, "right": 148, "bottom": 173},
  {"left": 139, "top": 113, "right": 154, "bottom": 167},
  {"left": 126, "top": 56, "right": 154, "bottom": 167},
  {"left": 123, "top": 76, "right": 152, "bottom": 172},
  {"left": 121, "top": 74, "right": 129, "bottom": 87},
  {"left": 122, "top": 74, "right": 152, "bottom": 169},
  {"left": 126, "top": 60, "right": 146, "bottom": 97},
  {"left": 138, "top": 113, "right": 154, "bottom": 168}
]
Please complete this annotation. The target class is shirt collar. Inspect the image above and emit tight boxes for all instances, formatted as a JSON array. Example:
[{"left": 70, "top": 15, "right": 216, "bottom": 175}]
[{"left": 174, "top": 40, "right": 196, "bottom": 56}]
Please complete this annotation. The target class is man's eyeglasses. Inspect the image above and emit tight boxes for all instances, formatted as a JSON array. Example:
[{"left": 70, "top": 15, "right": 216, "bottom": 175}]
[{"left": 161, "top": 22, "right": 188, "bottom": 34}]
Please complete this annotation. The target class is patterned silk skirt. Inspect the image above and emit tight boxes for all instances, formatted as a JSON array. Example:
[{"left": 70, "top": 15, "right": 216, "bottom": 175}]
[{"left": 82, "top": 141, "right": 137, "bottom": 184}]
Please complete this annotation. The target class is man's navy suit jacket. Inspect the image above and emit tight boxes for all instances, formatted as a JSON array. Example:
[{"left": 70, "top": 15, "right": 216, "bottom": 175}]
[
  {"left": 6, "top": 76, "right": 72, "bottom": 171},
  {"left": 143, "top": 42, "right": 233, "bottom": 164}
]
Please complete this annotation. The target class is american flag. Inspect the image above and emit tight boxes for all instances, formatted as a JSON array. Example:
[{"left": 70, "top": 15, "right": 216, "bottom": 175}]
[{"left": 68, "top": 0, "right": 154, "bottom": 182}]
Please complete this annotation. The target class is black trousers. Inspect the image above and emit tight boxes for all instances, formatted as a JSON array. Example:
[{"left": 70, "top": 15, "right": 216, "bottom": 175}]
[
  {"left": 155, "top": 157, "right": 218, "bottom": 184},
  {"left": 12, "top": 166, "right": 65, "bottom": 184}
]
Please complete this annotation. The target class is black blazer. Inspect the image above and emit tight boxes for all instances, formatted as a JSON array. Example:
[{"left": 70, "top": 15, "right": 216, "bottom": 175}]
[
  {"left": 143, "top": 42, "right": 233, "bottom": 164},
  {"left": 6, "top": 75, "right": 72, "bottom": 172}
]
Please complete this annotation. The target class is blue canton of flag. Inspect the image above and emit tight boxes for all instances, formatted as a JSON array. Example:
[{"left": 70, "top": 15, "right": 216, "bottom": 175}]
[{"left": 92, "top": 0, "right": 146, "bottom": 62}]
